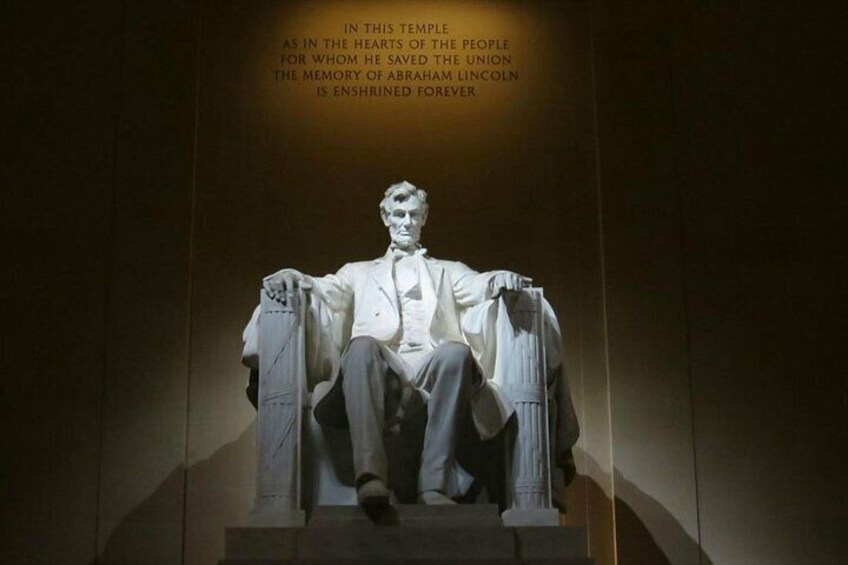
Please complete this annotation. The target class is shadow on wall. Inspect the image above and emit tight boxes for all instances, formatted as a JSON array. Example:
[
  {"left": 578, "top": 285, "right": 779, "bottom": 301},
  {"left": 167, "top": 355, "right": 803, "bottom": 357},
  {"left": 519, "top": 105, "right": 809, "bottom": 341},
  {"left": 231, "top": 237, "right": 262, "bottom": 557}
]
[
  {"left": 97, "top": 422, "right": 256, "bottom": 565},
  {"left": 577, "top": 448, "right": 713, "bottom": 565},
  {"left": 614, "top": 471, "right": 714, "bottom": 565}
]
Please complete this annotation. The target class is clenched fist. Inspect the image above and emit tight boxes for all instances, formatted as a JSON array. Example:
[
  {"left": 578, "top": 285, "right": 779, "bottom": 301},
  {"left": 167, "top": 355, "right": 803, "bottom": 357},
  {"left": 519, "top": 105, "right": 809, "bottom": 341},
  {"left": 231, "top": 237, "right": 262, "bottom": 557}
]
[{"left": 488, "top": 271, "right": 532, "bottom": 298}]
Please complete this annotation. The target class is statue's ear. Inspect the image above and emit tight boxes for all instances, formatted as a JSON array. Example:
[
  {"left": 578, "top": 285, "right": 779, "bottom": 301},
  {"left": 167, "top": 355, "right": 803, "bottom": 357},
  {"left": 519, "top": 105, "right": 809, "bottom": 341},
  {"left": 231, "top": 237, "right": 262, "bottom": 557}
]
[{"left": 380, "top": 209, "right": 391, "bottom": 227}]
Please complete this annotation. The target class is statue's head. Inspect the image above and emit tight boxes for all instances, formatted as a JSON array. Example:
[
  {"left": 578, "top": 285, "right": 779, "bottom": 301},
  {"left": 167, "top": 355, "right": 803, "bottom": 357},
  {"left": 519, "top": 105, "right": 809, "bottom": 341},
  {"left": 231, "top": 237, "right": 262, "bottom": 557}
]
[{"left": 379, "top": 181, "right": 429, "bottom": 250}]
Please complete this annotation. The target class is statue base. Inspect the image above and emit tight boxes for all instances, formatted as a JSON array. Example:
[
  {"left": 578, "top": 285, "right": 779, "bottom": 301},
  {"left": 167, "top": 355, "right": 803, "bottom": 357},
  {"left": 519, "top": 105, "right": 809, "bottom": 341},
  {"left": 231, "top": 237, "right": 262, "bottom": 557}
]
[
  {"left": 247, "top": 501, "right": 306, "bottom": 528},
  {"left": 223, "top": 505, "right": 591, "bottom": 564},
  {"left": 501, "top": 507, "right": 561, "bottom": 526}
]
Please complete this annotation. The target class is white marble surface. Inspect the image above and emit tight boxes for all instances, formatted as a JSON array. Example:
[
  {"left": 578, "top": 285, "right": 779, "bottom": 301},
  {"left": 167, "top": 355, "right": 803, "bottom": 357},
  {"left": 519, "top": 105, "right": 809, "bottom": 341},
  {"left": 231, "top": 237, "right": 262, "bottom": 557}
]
[{"left": 243, "top": 181, "right": 578, "bottom": 524}]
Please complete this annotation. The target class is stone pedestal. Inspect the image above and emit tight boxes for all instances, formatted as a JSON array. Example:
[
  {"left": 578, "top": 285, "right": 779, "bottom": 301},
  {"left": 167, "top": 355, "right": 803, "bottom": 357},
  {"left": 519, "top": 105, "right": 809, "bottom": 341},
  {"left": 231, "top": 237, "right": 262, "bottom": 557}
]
[{"left": 221, "top": 505, "right": 593, "bottom": 564}]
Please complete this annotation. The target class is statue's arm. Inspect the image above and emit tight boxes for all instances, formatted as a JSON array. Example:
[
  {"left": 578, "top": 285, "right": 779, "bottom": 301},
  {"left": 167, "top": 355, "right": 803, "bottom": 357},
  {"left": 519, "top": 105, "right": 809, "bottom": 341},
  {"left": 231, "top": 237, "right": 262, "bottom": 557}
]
[
  {"left": 308, "top": 265, "right": 354, "bottom": 313},
  {"left": 262, "top": 264, "right": 354, "bottom": 312},
  {"left": 449, "top": 261, "right": 532, "bottom": 307},
  {"left": 243, "top": 264, "right": 353, "bottom": 369}
]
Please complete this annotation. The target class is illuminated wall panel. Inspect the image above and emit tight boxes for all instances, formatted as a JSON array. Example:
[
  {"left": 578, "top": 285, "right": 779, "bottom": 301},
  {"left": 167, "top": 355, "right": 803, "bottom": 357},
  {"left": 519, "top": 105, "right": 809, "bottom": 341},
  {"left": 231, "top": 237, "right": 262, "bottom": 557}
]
[{"left": 183, "top": 1, "right": 610, "bottom": 563}]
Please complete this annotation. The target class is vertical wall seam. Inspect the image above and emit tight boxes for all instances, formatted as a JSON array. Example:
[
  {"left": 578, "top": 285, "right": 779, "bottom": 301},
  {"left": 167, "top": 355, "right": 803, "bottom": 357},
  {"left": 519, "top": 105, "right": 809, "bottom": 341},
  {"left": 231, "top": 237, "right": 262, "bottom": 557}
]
[
  {"left": 576, "top": 0, "right": 592, "bottom": 543},
  {"left": 575, "top": 195, "right": 591, "bottom": 532},
  {"left": 587, "top": 1, "right": 617, "bottom": 563},
  {"left": 93, "top": 1, "right": 127, "bottom": 562},
  {"left": 664, "top": 1, "right": 705, "bottom": 561},
  {"left": 577, "top": 277, "right": 592, "bottom": 537},
  {"left": 180, "top": 2, "right": 204, "bottom": 563}
]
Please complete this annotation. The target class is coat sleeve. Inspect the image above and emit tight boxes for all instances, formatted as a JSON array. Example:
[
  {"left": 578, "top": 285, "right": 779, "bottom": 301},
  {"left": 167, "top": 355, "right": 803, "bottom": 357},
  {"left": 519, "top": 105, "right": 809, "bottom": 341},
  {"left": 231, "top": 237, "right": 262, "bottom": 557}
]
[
  {"left": 448, "top": 261, "right": 518, "bottom": 308},
  {"left": 305, "top": 263, "right": 354, "bottom": 314},
  {"left": 444, "top": 261, "right": 486, "bottom": 307},
  {"left": 241, "top": 264, "right": 354, "bottom": 377}
]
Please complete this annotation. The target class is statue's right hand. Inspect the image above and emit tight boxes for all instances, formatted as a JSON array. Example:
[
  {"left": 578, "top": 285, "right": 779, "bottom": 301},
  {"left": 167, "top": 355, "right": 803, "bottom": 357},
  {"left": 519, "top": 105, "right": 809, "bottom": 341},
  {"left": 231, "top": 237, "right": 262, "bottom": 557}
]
[{"left": 262, "top": 269, "right": 313, "bottom": 304}]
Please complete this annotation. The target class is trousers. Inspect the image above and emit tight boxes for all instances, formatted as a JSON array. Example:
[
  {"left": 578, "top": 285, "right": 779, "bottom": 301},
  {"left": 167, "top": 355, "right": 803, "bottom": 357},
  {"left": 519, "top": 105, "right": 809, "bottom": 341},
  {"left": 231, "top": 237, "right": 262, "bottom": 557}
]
[{"left": 339, "top": 336, "right": 478, "bottom": 494}]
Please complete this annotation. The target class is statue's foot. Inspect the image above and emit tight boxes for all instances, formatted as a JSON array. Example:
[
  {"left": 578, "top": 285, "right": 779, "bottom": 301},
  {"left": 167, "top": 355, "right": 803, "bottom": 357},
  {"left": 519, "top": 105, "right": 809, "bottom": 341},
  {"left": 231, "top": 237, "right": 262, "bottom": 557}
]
[
  {"left": 357, "top": 477, "right": 390, "bottom": 511},
  {"left": 418, "top": 490, "right": 457, "bottom": 505}
]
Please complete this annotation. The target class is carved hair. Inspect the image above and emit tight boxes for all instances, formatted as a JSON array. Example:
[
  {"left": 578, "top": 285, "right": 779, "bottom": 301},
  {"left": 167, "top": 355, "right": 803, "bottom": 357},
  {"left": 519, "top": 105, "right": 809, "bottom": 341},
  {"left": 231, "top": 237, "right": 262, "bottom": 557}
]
[{"left": 379, "top": 181, "right": 429, "bottom": 223}]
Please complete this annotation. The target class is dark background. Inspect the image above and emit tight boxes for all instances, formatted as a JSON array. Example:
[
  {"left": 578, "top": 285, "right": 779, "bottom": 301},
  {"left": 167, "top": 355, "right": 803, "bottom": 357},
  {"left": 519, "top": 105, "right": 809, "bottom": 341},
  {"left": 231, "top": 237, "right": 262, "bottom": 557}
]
[{"left": 3, "top": 1, "right": 844, "bottom": 564}]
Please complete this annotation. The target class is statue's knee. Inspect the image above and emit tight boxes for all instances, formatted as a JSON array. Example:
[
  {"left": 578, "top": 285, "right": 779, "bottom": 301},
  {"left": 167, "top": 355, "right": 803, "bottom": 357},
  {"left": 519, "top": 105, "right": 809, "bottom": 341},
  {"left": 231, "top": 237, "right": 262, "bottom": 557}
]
[
  {"left": 437, "top": 342, "right": 473, "bottom": 366},
  {"left": 341, "top": 336, "right": 382, "bottom": 372},
  {"left": 346, "top": 335, "right": 381, "bottom": 356}
]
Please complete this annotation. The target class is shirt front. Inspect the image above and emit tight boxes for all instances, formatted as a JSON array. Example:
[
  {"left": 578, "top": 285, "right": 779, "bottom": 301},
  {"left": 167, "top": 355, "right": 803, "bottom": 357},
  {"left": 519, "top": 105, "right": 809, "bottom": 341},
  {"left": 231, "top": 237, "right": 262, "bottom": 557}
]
[{"left": 392, "top": 249, "right": 434, "bottom": 370}]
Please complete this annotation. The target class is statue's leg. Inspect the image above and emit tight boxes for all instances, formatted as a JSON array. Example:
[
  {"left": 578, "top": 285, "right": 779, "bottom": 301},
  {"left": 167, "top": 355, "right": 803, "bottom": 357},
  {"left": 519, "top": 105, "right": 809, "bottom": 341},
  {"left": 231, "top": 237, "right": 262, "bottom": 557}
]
[
  {"left": 339, "top": 336, "right": 394, "bottom": 486},
  {"left": 416, "top": 342, "right": 479, "bottom": 496}
]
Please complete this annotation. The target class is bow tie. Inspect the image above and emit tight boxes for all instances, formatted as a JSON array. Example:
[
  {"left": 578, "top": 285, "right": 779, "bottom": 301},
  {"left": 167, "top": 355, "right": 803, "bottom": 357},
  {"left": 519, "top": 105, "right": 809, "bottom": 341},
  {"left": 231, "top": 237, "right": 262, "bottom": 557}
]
[{"left": 391, "top": 245, "right": 427, "bottom": 261}]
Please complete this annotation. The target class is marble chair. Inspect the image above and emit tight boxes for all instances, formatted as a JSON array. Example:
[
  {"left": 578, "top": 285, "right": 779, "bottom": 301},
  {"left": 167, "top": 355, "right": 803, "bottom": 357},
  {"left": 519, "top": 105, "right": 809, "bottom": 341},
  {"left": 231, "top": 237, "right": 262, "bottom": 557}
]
[{"left": 246, "top": 287, "right": 560, "bottom": 527}]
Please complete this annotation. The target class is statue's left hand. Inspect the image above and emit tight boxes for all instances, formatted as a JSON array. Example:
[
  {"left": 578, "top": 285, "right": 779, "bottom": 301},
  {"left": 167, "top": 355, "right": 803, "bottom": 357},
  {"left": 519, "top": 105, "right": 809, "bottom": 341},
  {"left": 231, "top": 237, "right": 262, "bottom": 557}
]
[{"left": 489, "top": 271, "right": 532, "bottom": 298}]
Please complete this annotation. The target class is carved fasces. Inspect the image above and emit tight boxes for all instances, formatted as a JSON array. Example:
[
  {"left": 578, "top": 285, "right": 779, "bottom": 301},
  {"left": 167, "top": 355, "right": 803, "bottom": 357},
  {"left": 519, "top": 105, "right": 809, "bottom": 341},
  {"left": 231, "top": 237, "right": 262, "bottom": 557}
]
[
  {"left": 501, "top": 289, "right": 559, "bottom": 526},
  {"left": 251, "top": 289, "right": 306, "bottom": 527}
]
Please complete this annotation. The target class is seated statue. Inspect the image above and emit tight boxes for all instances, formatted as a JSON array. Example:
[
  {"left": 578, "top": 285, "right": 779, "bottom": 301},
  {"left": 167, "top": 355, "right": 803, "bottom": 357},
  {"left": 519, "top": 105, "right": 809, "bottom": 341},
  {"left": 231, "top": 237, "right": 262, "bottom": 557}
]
[{"left": 242, "top": 181, "right": 578, "bottom": 520}]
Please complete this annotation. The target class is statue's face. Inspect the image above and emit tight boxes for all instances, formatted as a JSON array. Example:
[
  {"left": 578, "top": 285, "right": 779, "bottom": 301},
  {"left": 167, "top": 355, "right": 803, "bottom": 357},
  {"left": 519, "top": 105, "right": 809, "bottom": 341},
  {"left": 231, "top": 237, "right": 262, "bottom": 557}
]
[{"left": 384, "top": 196, "right": 425, "bottom": 249}]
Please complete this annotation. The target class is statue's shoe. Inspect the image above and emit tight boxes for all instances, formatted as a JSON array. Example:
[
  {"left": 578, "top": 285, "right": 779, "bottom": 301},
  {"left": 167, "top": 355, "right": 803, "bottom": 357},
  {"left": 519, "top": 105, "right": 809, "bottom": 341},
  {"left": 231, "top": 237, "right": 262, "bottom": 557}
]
[
  {"left": 356, "top": 477, "right": 390, "bottom": 510},
  {"left": 418, "top": 490, "right": 457, "bottom": 505}
]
